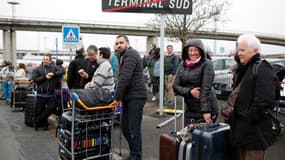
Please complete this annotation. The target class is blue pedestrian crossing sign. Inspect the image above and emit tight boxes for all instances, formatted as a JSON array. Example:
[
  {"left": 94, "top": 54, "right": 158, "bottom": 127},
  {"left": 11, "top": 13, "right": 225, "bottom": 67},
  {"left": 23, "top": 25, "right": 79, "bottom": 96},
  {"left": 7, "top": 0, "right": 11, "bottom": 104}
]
[{"left": 62, "top": 25, "right": 80, "bottom": 49}]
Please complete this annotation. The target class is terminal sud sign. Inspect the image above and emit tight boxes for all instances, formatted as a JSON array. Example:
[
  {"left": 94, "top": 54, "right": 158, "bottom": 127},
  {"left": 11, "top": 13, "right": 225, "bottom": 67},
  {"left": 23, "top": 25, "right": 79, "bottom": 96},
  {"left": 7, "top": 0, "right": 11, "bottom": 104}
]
[{"left": 102, "top": 0, "right": 192, "bottom": 14}]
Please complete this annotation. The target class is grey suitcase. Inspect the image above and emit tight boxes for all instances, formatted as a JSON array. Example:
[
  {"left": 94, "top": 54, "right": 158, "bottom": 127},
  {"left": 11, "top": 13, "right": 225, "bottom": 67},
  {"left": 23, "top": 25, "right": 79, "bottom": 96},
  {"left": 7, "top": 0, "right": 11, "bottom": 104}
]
[{"left": 178, "top": 141, "right": 192, "bottom": 160}]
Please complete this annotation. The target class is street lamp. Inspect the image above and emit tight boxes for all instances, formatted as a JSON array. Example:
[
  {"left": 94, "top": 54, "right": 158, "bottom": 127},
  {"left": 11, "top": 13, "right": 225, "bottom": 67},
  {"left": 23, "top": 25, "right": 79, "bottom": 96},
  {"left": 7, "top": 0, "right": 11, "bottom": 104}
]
[{"left": 7, "top": 0, "right": 20, "bottom": 19}]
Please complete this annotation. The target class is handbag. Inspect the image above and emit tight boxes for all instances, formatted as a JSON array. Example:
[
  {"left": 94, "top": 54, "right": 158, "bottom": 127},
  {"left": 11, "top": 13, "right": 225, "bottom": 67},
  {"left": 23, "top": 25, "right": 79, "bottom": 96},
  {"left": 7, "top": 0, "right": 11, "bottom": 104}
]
[{"left": 221, "top": 84, "right": 241, "bottom": 122}]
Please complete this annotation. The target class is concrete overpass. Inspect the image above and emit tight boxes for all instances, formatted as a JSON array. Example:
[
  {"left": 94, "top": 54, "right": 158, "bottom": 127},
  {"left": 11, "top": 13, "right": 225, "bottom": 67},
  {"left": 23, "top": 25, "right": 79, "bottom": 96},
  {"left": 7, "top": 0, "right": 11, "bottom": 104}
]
[{"left": 1, "top": 18, "right": 285, "bottom": 64}]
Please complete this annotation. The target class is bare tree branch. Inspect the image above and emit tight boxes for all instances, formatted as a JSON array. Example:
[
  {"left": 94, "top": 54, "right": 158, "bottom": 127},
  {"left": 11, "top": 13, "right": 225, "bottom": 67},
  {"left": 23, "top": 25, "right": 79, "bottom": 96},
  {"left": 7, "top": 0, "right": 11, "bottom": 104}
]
[{"left": 147, "top": 0, "right": 231, "bottom": 48}]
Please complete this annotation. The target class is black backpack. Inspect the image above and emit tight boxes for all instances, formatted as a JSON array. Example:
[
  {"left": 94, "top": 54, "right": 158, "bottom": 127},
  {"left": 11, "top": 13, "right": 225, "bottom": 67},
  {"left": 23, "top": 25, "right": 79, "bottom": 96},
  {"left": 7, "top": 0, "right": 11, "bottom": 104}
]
[
  {"left": 253, "top": 59, "right": 284, "bottom": 136},
  {"left": 252, "top": 60, "right": 283, "bottom": 101}
]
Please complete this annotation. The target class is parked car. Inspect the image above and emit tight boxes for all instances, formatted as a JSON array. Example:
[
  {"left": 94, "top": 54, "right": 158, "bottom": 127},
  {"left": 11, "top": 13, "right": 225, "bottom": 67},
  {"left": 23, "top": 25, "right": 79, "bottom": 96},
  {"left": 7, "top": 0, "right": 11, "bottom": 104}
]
[
  {"left": 213, "top": 72, "right": 232, "bottom": 100},
  {"left": 213, "top": 58, "right": 285, "bottom": 101},
  {"left": 212, "top": 57, "right": 233, "bottom": 75},
  {"left": 212, "top": 57, "right": 233, "bottom": 100}
]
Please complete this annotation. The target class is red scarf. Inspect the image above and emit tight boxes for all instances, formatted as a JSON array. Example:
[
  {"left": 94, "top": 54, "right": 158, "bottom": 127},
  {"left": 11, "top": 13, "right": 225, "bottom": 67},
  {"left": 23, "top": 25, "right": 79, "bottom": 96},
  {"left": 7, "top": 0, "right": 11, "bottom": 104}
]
[{"left": 185, "top": 57, "right": 201, "bottom": 68}]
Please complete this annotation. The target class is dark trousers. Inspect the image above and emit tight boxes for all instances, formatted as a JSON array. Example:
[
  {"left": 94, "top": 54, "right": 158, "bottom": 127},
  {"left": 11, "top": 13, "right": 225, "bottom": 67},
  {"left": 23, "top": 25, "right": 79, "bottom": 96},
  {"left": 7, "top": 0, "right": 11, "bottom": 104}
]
[
  {"left": 121, "top": 99, "right": 145, "bottom": 160},
  {"left": 35, "top": 96, "right": 57, "bottom": 126},
  {"left": 151, "top": 77, "right": 159, "bottom": 95}
]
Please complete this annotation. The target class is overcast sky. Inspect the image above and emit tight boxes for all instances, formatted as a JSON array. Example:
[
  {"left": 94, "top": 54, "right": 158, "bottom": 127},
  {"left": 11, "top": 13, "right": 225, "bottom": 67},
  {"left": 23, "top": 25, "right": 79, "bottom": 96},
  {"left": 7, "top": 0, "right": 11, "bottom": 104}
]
[{"left": 0, "top": 0, "right": 285, "bottom": 54}]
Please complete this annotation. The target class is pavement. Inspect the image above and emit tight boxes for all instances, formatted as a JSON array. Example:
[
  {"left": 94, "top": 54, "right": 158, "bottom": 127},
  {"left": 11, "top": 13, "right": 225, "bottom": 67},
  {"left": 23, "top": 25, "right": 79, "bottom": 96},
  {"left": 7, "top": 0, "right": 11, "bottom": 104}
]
[{"left": 0, "top": 98, "right": 285, "bottom": 160}]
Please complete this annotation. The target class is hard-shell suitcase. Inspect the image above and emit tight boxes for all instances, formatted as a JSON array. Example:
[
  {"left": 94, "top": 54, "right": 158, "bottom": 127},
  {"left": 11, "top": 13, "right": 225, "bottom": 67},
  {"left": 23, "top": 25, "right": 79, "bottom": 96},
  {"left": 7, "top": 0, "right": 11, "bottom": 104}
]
[
  {"left": 160, "top": 133, "right": 180, "bottom": 160},
  {"left": 178, "top": 141, "right": 192, "bottom": 160},
  {"left": 24, "top": 94, "right": 36, "bottom": 127},
  {"left": 191, "top": 123, "right": 231, "bottom": 160}
]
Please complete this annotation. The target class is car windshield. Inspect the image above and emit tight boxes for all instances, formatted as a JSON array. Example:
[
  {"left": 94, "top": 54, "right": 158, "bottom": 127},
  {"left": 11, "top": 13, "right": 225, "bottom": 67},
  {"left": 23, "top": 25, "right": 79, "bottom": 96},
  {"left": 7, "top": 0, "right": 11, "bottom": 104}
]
[{"left": 212, "top": 57, "right": 233, "bottom": 71}]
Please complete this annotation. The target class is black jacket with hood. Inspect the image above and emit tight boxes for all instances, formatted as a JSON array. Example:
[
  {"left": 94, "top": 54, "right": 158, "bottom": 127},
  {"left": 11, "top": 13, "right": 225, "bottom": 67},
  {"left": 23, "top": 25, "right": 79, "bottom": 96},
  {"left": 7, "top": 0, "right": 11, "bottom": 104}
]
[{"left": 173, "top": 39, "right": 218, "bottom": 120}]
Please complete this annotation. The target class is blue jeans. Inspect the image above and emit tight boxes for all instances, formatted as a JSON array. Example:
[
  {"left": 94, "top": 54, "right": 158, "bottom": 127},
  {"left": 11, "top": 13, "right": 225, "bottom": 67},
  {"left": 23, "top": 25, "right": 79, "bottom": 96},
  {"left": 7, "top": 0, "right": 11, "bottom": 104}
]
[
  {"left": 121, "top": 99, "right": 145, "bottom": 160},
  {"left": 2, "top": 81, "right": 11, "bottom": 100}
]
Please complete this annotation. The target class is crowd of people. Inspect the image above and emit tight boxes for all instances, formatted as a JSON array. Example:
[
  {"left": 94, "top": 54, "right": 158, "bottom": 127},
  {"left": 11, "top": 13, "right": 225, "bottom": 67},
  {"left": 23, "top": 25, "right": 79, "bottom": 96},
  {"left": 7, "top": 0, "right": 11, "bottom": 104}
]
[
  {"left": 0, "top": 61, "right": 35, "bottom": 102},
  {"left": 143, "top": 44, "right": 180, "bottom": 105},
  {"left": 0, "top": 34, "right": 279, "bottom": 160}
]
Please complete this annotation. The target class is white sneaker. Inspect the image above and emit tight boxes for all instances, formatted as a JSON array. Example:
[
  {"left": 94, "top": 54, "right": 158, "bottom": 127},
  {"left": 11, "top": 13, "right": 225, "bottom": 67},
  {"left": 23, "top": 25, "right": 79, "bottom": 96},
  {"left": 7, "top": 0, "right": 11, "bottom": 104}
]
[{"left": 151, "top": 96, "right": 156, "bottom": 101}]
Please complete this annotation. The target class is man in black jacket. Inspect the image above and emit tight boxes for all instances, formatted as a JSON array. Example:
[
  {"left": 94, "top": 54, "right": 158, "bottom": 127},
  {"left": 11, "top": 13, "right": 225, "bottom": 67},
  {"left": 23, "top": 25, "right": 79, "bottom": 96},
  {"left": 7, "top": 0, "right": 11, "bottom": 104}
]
[
  {"left": 67, "top": 46, "right": 85, "bottom": 89},
  {"left": 32, "top": 55, "right": 64, "bottom": 130},
  {"left": 112, "top": 35, "right": 147, "bottom": 160}
]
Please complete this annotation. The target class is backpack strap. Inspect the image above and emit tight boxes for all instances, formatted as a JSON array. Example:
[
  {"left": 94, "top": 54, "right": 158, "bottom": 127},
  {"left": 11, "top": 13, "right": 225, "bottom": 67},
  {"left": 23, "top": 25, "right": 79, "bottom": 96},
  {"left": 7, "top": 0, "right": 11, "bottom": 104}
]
[{"left": 252, "top": 59, "right": 262, "bottom": 79}]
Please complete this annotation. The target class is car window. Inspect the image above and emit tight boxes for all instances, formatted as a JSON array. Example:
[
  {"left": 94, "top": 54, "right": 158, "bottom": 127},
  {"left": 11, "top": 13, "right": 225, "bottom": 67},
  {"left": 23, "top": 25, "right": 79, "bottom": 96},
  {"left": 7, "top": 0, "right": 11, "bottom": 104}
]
[
  {"left": 225, "top": 59, "right": 232, "bottom": 70},
  {"left": 213, "top": 59, "right": 224, "bottom": 70}
]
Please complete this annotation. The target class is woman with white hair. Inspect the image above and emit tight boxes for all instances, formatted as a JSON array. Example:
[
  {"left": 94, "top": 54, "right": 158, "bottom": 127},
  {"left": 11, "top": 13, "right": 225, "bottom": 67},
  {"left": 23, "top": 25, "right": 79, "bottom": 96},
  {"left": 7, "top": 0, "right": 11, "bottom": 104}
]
[{"left": 231, "top": 34, "right": 277, "bottom": 160}]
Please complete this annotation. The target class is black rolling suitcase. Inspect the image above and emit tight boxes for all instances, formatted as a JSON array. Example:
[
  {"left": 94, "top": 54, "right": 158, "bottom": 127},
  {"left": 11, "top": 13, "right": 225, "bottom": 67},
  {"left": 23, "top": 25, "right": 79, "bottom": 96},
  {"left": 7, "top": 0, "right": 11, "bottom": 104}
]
[
  {"left": 24, "top": 94, "right": 36, "bottom": 127},
  {"left": 191, "top": 123, "right": 231, "bottom": 160}
]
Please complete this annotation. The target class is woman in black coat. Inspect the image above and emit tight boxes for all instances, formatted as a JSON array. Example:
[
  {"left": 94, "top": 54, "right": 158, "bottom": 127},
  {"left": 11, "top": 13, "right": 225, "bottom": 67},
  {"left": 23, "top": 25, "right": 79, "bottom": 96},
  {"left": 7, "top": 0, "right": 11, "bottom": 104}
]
[
  {"left": 232, "top": 34, "right": 276, "bottom": 160},
  {"left": 173, "top": 39, "right": 218, "bottom": 126}
]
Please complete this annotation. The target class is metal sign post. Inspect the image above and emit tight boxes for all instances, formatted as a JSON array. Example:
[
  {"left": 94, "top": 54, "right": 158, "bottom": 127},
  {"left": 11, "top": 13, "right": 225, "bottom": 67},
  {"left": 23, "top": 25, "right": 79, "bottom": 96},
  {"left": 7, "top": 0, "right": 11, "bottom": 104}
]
[{"left": 159, "top": 14, "right": 165, "bottom": 116}]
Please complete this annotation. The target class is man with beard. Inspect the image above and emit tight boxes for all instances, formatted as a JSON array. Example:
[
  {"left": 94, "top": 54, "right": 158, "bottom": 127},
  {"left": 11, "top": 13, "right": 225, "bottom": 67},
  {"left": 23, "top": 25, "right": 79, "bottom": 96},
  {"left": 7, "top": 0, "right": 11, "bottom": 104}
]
[{"left": 112, "top": 35, "right": 147, "bottom": 160}]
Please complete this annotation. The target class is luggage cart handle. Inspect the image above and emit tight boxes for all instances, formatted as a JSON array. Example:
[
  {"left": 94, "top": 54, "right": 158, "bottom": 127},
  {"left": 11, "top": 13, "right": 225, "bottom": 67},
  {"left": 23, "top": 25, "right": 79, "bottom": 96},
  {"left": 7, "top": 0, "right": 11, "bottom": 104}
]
[{"left": 71, "top": 93, "right": 117, "bottom": 110}]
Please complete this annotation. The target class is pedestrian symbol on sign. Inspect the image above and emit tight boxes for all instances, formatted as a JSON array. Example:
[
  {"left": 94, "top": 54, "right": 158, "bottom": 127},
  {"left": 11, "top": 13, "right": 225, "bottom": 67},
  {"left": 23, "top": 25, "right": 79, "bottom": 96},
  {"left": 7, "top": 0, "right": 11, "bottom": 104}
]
[{"left": 65, "top": 29, "right": 77, "bottom": 41}]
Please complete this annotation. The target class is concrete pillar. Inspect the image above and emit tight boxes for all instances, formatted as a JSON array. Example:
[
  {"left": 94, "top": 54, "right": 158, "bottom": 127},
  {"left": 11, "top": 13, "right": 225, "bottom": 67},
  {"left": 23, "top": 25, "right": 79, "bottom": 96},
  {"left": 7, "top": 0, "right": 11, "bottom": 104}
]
[
  {"left": 3, "top": 30, "right": 10, "bottom": 61},
  {"left": 11, "top": 30, "right": 16, "bottom": 65},
  {"left": 3, "top": 30, "right": 16, "bottom": 65},
  {"left": 146, "top": 36, "right": 158, "bottom": 54}
]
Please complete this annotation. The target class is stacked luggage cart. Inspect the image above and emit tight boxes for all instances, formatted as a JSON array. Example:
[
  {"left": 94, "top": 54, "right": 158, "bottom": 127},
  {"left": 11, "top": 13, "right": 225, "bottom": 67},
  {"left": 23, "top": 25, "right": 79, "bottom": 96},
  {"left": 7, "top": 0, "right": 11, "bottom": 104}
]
[
  {"left": 58, "top": 91, "right": 116, "bottom": 160},
  {"left": 10, "top": 79, "right": 34, "bottom": 111}
]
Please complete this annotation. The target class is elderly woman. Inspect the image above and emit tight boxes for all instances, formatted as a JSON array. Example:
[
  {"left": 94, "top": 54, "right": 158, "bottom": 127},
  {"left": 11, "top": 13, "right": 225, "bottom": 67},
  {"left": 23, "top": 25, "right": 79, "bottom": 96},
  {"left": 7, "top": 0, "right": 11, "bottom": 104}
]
[{"left": 173, "top": 39, "right": 218, "bottom": 126}]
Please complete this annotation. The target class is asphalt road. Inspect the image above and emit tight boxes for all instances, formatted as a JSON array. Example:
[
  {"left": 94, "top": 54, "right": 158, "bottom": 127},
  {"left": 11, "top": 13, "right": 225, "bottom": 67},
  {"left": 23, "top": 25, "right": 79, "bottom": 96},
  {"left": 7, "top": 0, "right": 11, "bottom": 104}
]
[{"left": 0, "top": 98, "right": 284, "bottom": 160}]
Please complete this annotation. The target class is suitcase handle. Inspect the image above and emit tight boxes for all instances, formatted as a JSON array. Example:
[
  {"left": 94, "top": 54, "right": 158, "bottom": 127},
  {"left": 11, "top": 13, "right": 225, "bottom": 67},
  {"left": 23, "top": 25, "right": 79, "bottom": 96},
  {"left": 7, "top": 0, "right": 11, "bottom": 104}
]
[{"left": 71, "top": 93, "right": 117, "bottom": 110}]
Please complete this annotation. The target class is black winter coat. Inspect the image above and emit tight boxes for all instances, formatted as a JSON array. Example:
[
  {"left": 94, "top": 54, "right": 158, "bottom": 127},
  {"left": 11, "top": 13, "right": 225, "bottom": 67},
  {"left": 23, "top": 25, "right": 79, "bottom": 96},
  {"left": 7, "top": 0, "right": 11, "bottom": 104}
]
[
  {"left": 67, "top": 55, "right": 85, "bottom": 89},
  {"left": 173, "top": 60, "right": 218, "bottom": 119},
  {"left": 173, "top": 39, "right": 218, "bottom": 120},
  {"left": 32, "top": 63, "right": 64, "bottom": 93},
  {"left": 231, "top": 54, "right": 276, "bottom": 149},
  {"left": 164, "top": 54, "right": 179, "bottom": 75},
  {"left": 115, "top": 47, "right": 147, "bottom": 101}
]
